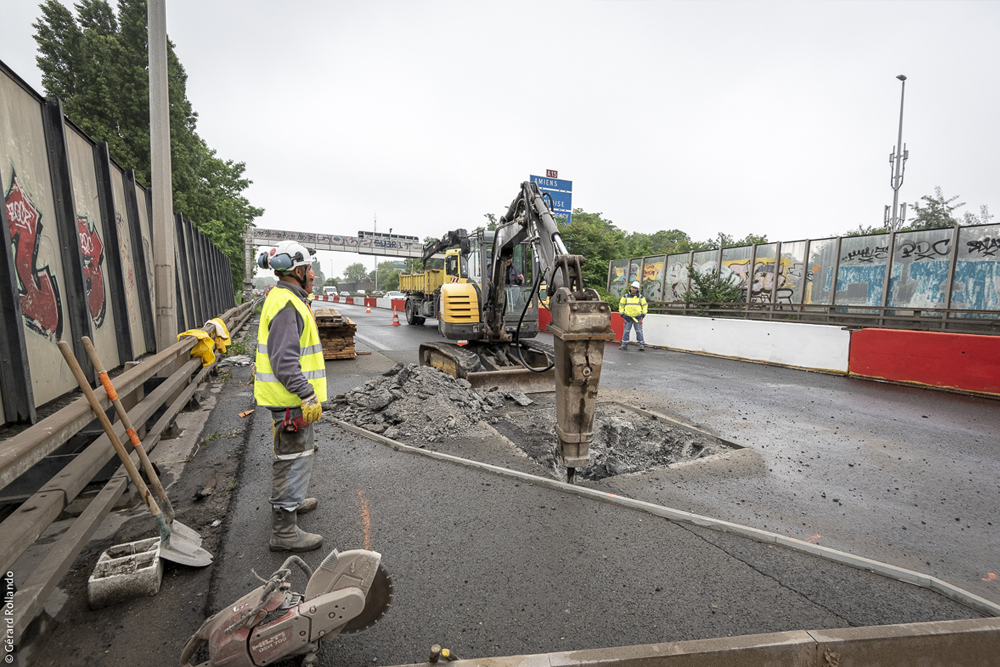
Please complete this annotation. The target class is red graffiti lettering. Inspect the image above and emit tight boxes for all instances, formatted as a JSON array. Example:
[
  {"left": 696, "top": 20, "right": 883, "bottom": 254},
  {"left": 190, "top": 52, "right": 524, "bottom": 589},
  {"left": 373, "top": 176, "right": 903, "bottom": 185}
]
[
  {"left": 77, "top": 215, "right": 106, "bottom": 327},
  {"left": 4, "top": 172, "right": 63, "bottom": 340}
]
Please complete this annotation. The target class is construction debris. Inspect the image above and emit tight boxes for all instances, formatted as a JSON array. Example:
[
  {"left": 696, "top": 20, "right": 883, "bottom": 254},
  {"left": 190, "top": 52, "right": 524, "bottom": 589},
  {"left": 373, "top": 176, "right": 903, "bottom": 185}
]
[
  {"left": 330, "top": 363, "right": 520, "bottom": 442},
  {"left": 315, "top": 308, "right": 358, "bottom": 359},
  {"left": 330, "top": 362, "right": 738, "bottom": 481}
]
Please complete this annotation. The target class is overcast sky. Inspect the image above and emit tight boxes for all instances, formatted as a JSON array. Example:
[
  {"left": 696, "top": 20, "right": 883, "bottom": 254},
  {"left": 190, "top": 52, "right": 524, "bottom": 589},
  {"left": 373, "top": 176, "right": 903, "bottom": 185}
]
[{"left": 2, "top": 1, "right": 998, "bottom": 281}]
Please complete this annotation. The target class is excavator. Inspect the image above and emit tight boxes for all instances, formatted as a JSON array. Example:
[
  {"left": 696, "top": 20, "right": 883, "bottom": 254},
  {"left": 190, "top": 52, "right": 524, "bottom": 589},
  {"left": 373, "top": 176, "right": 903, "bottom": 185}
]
[
  {"left": 180, "top": 183, "right": 611, "bottom": 666},
  {"left": 408, "top": 181, "right": 614, "bottom": 482}
]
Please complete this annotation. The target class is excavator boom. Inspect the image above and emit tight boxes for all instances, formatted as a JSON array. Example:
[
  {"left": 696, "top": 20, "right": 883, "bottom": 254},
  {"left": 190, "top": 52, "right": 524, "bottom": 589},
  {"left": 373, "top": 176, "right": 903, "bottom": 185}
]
[{"left": 416, "top": 182, "right": 614, "bottom": 480}]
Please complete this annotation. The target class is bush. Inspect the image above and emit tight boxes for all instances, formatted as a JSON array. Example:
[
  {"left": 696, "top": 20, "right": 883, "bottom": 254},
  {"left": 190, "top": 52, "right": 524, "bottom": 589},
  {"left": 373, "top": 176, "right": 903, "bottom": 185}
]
[{"left": 682, "top": 264, "right": 743, "bottom": 315}]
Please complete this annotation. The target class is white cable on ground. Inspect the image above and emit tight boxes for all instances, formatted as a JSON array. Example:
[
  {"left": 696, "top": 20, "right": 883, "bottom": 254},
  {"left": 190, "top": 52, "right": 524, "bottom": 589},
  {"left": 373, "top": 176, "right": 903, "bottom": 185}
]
[{"left": 334, "top": 419, "right": 1000, "bottom": 618}]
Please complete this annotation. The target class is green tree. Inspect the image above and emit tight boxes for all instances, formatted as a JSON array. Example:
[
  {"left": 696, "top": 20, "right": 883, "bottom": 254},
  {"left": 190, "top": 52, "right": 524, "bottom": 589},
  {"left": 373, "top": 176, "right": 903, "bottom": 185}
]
[
  {"left": 374, "top": 260, "right": 400, "bottom": 291},
  {"left": 908, "top": 186, "right": 965, "bottom": 230},
  {"left": 683, "top": 264, "right": 744, "bottom": 314},
  {"left": 342, "top": 262, "right": 369, "bottom": 283},
  {"left": 323, "top": 277, "right": 337, "bottom": 287},
  {"left": 310, "top": 259, "right": 325, "bottom": 290},
  {"left": 962, "top": 204, "right": 994, "bottom": 226},
  {"left": 557, "top": 209, "right": 626, "bottom": 289},
  {"left": 33, "top": 0, "right": 262, "bottom": 293}
]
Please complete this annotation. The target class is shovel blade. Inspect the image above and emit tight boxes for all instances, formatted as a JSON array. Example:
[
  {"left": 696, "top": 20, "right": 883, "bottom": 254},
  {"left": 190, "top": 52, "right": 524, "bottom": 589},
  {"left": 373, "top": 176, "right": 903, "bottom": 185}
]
[
  {"left": 160, "top": 532, "right": 213, "bottom": 567},
  {"left": 169, "top": 520, "right": 204, "bottom": 547}
]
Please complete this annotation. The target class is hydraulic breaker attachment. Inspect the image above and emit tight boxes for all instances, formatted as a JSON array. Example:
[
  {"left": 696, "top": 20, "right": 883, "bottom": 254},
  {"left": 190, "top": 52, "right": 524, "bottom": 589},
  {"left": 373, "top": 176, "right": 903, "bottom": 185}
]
[{"left": 546, "top": 286, "right": 615, "bottom": 482}]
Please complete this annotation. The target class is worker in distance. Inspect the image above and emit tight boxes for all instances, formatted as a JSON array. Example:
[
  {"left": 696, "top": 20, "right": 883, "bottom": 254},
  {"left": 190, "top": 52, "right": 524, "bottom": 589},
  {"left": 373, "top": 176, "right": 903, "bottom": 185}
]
[
  {"left": 619, "top": 280, "right": 648, "bottom": 351},
  {"left": 255, "top": 241, "right": 326, "bottom": 552}
]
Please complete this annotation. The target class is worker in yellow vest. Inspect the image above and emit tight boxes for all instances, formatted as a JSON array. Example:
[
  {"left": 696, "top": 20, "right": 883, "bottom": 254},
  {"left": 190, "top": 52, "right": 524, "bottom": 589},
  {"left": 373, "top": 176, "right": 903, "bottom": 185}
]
[
  {"left": 255, "top": 241, "right": 326, "bottom": 552},
  {"left": 619, "top": 280, "right": 648, "bottom": 351}
]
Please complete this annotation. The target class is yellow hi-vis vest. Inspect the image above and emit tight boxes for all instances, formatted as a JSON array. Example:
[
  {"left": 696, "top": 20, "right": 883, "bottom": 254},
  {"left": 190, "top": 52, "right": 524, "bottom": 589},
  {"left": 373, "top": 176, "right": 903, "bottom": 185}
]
[
  {"left": 619, "top": 293, "right": 648, "bottom": 318},
  {"left": 254, "top": 288, "right": 327, "bottom": 407}
]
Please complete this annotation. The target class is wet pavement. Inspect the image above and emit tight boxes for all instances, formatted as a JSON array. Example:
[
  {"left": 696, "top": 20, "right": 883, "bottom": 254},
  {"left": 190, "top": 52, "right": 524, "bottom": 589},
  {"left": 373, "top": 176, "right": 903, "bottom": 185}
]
[{"left": 207, "top": 304, "right": 998, "bottom": 665}]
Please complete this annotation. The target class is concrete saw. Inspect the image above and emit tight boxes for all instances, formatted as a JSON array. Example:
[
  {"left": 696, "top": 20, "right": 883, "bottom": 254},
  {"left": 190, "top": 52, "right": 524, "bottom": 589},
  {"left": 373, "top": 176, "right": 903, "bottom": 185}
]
[{"left": 179, "top": 549, "right": 393, "bottom": 667}]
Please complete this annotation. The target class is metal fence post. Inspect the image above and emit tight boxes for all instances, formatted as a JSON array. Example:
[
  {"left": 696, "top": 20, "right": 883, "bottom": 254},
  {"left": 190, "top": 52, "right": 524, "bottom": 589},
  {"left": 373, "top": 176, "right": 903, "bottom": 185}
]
[
  {"left": 42, "top": 98, "right": 94, "bottom": 381},
  {"left": 93, "top": 142, "right": 133, "bottom": 363}
]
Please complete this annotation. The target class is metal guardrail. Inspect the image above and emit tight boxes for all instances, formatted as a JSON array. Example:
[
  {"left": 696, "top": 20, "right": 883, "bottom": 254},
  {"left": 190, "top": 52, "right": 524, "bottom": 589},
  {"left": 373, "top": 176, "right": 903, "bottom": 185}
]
[
  {"left": 649, "top": 301, "right": 1000, "bottom": 335},
  {"left": 1, "top": 300, "right": 257, "bottom": 644}
]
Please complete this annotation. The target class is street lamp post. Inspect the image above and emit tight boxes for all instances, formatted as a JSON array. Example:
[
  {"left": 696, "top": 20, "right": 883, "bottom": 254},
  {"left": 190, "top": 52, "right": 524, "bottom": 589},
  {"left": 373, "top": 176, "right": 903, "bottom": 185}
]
[{"left": 888, "top": 75, "right": 908, "bottom": 231}]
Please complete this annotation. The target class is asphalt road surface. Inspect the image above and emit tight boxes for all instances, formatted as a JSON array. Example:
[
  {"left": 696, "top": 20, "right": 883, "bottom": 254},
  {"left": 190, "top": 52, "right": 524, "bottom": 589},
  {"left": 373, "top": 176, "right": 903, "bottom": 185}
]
[{"left": 210, "top": 302, "right": 998, "bottom": 665}]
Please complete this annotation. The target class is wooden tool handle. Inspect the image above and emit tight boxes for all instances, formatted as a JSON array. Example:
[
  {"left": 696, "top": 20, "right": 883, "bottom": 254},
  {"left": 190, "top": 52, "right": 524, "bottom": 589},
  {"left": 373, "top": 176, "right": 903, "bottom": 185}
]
[
  {"left": 57, "top": 341, "right": 161, "bottom": 519},
  {"left": 80, "top": 337, "right": 175, "bottom": 521}
]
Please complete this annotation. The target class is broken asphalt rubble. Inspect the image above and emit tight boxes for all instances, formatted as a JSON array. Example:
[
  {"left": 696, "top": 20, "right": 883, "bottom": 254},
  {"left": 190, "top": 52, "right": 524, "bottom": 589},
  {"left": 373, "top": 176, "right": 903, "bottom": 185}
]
[{"left": 328, "top": 362, "right": 532, "bottom": 442}]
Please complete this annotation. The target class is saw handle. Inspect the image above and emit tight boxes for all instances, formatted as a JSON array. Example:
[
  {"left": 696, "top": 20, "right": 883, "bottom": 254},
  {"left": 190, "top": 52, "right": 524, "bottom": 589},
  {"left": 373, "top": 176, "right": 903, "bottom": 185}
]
[
  {"left": 57, "top": 341, "right": 170, "bottom": 540},
  {"left": 81, "top": 336, "right": 177, "bottom": 523}
]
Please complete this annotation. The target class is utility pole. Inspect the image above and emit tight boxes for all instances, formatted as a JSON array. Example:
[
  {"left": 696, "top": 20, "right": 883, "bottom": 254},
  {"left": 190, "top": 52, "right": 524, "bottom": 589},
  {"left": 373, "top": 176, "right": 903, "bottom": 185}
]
[
  {"left": 149, "top": 0, "right": 176, "bottom": 350},
  {"left": 887, "top": 74, "right": 908, "bottom": 231}
]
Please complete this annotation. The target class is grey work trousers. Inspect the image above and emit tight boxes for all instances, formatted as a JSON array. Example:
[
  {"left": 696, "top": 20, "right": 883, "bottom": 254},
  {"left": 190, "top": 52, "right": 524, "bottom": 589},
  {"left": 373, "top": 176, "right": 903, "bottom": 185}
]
[{"left": 269, "top": 407, "right": 315, "bottom": 511}]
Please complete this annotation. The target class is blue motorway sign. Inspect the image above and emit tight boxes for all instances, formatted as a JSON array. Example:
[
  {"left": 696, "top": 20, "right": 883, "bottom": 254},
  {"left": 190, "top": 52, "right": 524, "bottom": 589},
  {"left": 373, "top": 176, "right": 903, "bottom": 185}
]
[
  {"left": 539, "top": 189, "right": 572, "bottom": 213},
  {"left": 530, "top": 174, "right": 573, "bottom": 192},
  {"left": 530, "top": 174, "right": 572, "bottom": 224}
]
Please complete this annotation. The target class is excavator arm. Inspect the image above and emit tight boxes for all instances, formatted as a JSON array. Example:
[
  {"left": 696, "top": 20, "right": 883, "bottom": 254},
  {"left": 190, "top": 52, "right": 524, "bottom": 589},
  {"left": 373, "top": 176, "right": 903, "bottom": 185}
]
[{"left": 490, "top": 182, "right": 615, "bottom": 481}]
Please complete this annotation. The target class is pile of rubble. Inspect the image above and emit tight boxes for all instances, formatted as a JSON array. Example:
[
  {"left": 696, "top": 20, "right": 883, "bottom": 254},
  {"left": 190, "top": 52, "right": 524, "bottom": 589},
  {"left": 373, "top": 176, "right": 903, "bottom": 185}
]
[{"left": 328, "top": 363, "right": 533, "bottom": 443}]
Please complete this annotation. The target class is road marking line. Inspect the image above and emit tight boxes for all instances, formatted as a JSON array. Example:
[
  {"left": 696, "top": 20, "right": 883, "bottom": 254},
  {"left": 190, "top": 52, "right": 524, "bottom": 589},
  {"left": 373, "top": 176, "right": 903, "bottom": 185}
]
[{"left": 355, "top": 333, "right": 390, "bottom": 351}]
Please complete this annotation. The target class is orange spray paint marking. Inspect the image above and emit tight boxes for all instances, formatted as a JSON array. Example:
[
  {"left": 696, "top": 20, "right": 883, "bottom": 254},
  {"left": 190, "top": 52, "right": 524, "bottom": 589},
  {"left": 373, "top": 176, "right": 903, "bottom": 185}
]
[
  {"left": 805, "top": 534, "right": 822, "bottom": 544},
  {"left": 356, "top": 490, "right": 372, "bottom": 551},
  {"left": 983, "top": 573, "right": 997, "bottom": 582},
  {"left": 98, "top": 372, "right": 118, "bottom": 401}
]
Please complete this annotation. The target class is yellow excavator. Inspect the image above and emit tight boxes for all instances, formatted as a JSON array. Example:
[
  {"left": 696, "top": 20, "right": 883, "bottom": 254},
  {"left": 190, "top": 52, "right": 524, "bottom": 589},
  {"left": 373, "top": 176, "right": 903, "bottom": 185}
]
[{"left": 400, "top": 181, "right": 615, "bottom": 481}]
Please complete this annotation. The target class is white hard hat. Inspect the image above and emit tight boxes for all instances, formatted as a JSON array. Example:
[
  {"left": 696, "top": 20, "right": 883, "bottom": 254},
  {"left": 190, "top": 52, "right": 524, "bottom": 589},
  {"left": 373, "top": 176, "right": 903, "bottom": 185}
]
[
  {"left": 258, "top": 241, "right": 315, "bottom": 273},
  {"left": 631, "top": 281, "right": 640, "bottom": 289}
]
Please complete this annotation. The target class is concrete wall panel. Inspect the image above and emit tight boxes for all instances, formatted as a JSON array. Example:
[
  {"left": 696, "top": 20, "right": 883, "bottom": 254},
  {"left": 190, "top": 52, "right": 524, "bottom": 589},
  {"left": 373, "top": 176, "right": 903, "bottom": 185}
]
[
  {"left": 65, "top": 126, "right": 120, "bottom": 369},
  {"left": 110, "top": 165, "right": 146, "bottom": 355},
  {"left": 0, "top": 73, "right": 76, "bottom": 406},
  {"left": 641, "top": 315, "right": 851, "bottom": 373}
]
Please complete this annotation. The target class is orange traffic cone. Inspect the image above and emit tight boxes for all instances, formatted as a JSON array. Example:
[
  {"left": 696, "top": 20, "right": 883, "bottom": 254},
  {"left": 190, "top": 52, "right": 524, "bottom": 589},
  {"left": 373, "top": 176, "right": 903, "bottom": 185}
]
[
  {"left": 366, "top": 302, "right": 371, "bottom": 313},
  {"left": 391, "top": 310, "right": 401, "bottom": 326}
]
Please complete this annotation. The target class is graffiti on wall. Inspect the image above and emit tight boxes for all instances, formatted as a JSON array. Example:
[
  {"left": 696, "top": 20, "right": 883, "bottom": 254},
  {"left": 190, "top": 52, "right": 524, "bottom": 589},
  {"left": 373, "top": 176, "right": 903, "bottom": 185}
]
[
  {"left": 722, "top": 258, "right": 799, "bottom": 303},
  {"left": 897, "top": 238, "right": 951, "bottom": 261},
  {"left": 116, "top": 210, "right": 137, "bottom": 328},
  {"left": 841, "top": 245, "right": 889, "bottom": 264},
  {"left": 967, "top": 237, "right": 999, "bottom": 257},
  {"left": 5, "top": 170, "right": 63, "bottom": 340},
  {"left": 77, "top": 215, "right": 107, "bottom": 327},
  {"left": 665, "top": 262, "right": 688, "bottom": 300}
]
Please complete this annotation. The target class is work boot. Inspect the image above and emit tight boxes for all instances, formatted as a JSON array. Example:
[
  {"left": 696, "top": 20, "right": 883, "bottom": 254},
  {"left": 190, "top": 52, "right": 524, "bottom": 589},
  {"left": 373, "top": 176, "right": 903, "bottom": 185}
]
[
  {"left": 297, "top": 497, "right": 318, "bottom": 514},
  {"left": 639, "top": 347, "right": 645, "bottom": 352},
  {"left": 269, "top": 506, "right": 323, "bottom": 552},
  {"left": 620, "top": 344, "right": 628, "bottom": 351}
]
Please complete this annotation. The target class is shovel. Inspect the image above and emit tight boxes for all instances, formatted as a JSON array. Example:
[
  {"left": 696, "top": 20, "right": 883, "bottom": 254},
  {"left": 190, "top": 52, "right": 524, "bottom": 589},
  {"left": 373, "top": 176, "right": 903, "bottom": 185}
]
[
  {"left": 57, "top": 341, "right": 213, "bottom": 567},
  {"left": 81, "top": 336, "right": 203, "bottom": 547}
]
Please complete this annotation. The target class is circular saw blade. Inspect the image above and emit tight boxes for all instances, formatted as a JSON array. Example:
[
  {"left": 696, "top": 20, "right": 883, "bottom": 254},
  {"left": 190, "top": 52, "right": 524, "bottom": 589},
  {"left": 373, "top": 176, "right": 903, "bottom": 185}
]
[{"left": 341, "top": 562, "right": 394, "bottom": 634}]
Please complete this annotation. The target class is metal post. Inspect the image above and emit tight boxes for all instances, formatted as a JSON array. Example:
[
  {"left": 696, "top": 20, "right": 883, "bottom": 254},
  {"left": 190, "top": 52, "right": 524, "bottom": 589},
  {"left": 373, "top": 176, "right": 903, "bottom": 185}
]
[
  {"left": 879, "top": 231, "right": 896, "bottom": 326},
  {"left": 123, "top": 170, "right": 156, "bottom": 353},
  {"left": 941, "top": 225, "right": 961, "bottom": 330},
  {"left": 769, "top": 241, "right": 782, "bottom": 319},
  {"left": 830, "top": 236, "right": 843, "bottom": 309},
  {"left": 889, "top": 75, "right": 908, "bottom": 231},
  {"left": 149, "top": 0, "right": 176, "bottom": 350},
  {"left": 93, "top": 143, "right": 134, "bottom": 363},
  {"left": 799, "top": 238, "right": 811, "bottom": 312}
]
